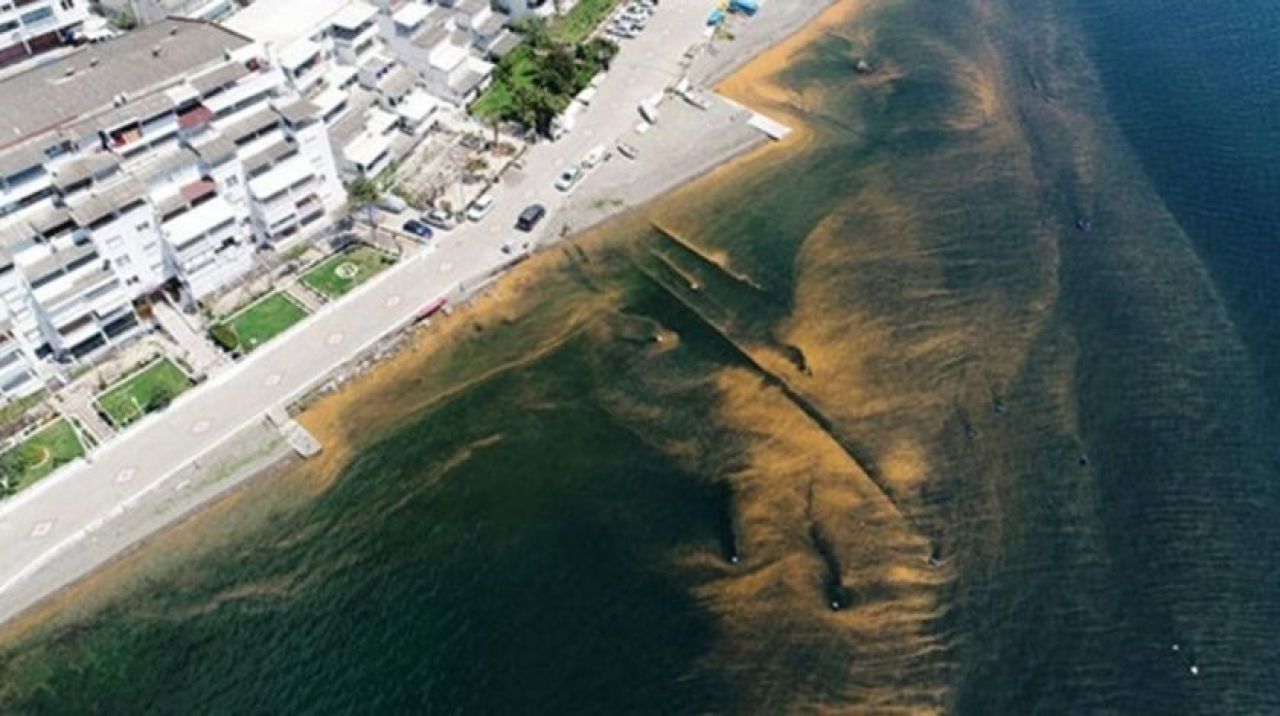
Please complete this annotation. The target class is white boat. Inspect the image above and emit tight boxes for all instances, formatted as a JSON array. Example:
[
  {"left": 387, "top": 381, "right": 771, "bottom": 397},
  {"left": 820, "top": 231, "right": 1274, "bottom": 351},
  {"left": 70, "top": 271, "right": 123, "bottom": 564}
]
[{"left": 639, "top": 98, "right": 660, "bottom": 124}]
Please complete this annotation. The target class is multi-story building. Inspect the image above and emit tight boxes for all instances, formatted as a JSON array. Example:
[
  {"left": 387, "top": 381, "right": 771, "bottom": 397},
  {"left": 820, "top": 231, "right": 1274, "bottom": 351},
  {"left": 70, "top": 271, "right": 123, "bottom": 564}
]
[
  {"left": 0, "top": 0, "right": 91, "bottom": 69},
  {"left": 0, "top": 18, "right": 344, "bottom": 384},
  {"left": 490, "top": 0, "right": 553, "bottom": 22},
  {"left": 224, "top": 0, "right": 434, "bottom": 179},
  {"left": 383, "top": 0, "right": 516, "bottom": 107}
]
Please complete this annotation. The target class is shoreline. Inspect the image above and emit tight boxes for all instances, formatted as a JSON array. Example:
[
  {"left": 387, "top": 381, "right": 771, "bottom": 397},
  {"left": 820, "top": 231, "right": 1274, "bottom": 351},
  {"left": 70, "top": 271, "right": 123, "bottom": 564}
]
[{"left": 0, "top": 0, "right": 838, "bottom": 637}]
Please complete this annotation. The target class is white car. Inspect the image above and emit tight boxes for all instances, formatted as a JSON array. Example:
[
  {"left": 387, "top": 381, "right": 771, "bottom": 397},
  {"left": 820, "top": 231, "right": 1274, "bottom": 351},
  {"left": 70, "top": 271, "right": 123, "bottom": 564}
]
[
  {"left": 423, "top": 208, "right": 456, "bottom": 230},
  {"left": 582, "top": 145, "right": 608, "bottom": 169},
  {"left": 555, "top": 165, "right": 583, "bottom": 192},
  {"left": 607, "top": 24, "right": 637, "bottom": 39},
  {"left": 466, "top": 194, "right": 495, "bottom": 221}
]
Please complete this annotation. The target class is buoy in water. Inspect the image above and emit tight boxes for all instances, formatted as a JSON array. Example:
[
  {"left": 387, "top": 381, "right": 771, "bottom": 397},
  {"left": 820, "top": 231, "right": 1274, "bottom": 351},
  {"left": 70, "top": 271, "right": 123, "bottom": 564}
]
[{"left": 1189, "top": 664, "right": 1200, "bottom": 676}]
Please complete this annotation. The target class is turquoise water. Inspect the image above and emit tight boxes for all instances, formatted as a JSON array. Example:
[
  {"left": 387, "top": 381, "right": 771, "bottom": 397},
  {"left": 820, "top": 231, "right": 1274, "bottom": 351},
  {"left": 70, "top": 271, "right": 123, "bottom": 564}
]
[{"left": 1, "top": 0, "right": 1277, "bottom": 712}]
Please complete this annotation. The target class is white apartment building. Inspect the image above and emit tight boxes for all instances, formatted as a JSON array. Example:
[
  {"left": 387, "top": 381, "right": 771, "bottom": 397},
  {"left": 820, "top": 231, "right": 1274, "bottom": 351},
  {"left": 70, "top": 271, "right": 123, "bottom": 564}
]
[
  {"left": 0, "top": 0, "right": 90, "bottom": 69},
  {"left": 0, "top": 18, "right": 344, "bottom": 385},
  {"left": 490, "top": 0, "right": 554, "bottom": 22},
  {"left": 225, "top": 0, "right": 434, "bottom": 179},
  {"left": 383, "top": 0, "right": 514, "bottom": 107}
]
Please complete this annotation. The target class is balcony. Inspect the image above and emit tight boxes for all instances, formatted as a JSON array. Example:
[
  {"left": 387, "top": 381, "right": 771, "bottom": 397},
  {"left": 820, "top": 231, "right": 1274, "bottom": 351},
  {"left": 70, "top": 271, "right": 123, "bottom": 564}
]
[
  {"left": 163, "top": 194, "right": 236, "bottom": 250},
  {"left": 248, "top": 155, "right": 315, "bottom": 205}
]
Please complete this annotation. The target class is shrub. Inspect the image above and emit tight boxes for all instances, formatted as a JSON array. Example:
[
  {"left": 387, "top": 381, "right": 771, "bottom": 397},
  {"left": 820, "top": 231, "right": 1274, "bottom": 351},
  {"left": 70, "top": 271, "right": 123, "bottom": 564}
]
[
  {"left": 210, "top": 323, "right": 239, "bottom": 352},
  {"left": 146, "top": 384, "right": 174, "bottom": 412}
]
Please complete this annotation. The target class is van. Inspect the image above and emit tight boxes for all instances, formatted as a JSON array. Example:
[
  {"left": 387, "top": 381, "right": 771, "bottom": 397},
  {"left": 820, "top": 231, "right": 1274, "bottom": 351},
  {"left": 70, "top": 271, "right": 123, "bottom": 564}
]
[{"left": 516, "top": 204, "right": 546, "bottom": 231}]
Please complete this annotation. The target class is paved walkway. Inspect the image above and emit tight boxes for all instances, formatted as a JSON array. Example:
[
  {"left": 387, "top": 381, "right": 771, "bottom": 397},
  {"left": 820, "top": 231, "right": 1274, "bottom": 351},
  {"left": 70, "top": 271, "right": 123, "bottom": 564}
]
[
  {"left": 56, "top": 391, "right": 113, "bottom": 446},
  {"left": 151, "top": 300, "right": 227, "bottom": 377},
  {"left": 284, "top": 282, "right": 326, "bottom": 312},
  {"left": 0, "top": 0, "right": 769, "bottom": 623}
]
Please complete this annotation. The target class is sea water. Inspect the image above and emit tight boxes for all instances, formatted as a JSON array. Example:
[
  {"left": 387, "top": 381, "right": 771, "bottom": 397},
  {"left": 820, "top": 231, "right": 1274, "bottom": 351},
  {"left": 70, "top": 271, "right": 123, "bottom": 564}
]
[{"left": 1, "top": 0, "right": 1276, "bottom": 712}]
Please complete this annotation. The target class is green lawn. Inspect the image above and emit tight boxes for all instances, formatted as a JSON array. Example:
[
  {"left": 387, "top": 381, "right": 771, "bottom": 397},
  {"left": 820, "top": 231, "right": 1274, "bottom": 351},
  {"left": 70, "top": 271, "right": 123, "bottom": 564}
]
[
  {"left": 471, "top": 46, "right": 543, "bottom": 120},
  {"left": 471, "top": 2, "right": 620, "bottom": 122},
  {"left": 551, "top": 0, "right": 623, "bottom": 44},
  {"left": 95, "top": 358, "right": 192, "bottom": 428},
  {"left": 301, "top": 245, "right": 397, "bottom": 299},
  {"left": 1, "top": 419, "right": 84, "bottom": 495},
  {"left": 215, "top": 293, "right": 309, "bottom": 354}
]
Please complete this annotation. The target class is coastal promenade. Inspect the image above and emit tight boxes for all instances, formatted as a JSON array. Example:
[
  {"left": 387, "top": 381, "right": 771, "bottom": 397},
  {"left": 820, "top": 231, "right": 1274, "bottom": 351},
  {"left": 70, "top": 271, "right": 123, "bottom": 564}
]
[{"left": 0, "top": 0, "right": 823, "bottom": 626}]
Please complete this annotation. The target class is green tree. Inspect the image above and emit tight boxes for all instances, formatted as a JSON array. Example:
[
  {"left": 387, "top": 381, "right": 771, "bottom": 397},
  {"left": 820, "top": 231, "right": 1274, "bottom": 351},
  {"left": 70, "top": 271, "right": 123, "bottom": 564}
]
[
  {"left": 511, "top": 84, "right": 561, "bottom": 136},
  {"left": 580, "top": 38, "right": 619, "bottom": 69},
  {"left": 0, "top": 450, "right": 23, "bottom": 497},
  {"left": 515, "top": 17, "right": 552, "bottom": 50},
  {"left": 109, "top": 9, "right": 138, "bottom": 31},
  {"left": 345, "top": 175, "right": 382, "bottom": 215},
  {"left": 538, "top": 46, "right": 579, "bottom": 96}
]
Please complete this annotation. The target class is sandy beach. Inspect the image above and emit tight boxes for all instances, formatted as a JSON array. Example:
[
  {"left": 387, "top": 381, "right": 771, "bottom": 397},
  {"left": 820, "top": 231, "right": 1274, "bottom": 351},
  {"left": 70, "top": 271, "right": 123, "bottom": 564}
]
[{"left": 0, "top": 0, "right": 836, "bottom": 635}]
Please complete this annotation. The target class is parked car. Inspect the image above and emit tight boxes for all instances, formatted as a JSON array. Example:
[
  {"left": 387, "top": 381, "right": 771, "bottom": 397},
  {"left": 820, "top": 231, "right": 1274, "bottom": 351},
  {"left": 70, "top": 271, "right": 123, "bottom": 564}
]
[
  {"left": 582, "top": 145, "right": 608, "bottom": 169},
  {"left": 617, "top": 142, "right": 640, "bottom": 160},
  {"left": 466, "top": 194, "right": 495, "bottom": 221},
  {"left": 621, "top": 6, "right": 651, "bottom": 23},
  {"left": 423, "top": 208, "right": 456, "bottom": 230},
  {"left": 516, "top": 204, "right": 546, "bottom": 232},
  {"left": 377, "top": 194, "right": 409, "bottom": 214},
  {"left": 555, "top": 165, "right": 583, "bottom": 192},
  {"left": 402, "top": 219, "right": 434, "bottom": 239},
  {"left": 607, "top": 23, "right": 638, "bottom": 39}
]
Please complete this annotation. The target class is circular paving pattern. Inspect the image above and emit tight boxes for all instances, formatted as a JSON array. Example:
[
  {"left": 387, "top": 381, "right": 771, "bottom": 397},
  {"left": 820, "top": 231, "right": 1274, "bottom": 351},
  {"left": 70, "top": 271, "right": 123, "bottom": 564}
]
[
  {"left": 326, "top": 332, "right": 344, "bottom": 346},
  {"left": 114, "top": 468, "right": 136, "bottom": 484},
  {"left": 191, "top": 419, "right": 211, "bottom": 435},
  {"left": 385, "top": 295, "right": 402, "bottom": 308},
  {"left": 264, "top": 372, "right": 283, "bottom": 386}
]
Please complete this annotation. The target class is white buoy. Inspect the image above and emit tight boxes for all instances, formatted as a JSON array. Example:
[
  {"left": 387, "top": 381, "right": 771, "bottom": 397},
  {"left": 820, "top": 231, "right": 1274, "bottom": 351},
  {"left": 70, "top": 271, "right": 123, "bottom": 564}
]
[
  {"left": 1172, "top": 643, "right": 1180, "bottom": 652},
  {"left": 1189, "top": 665, "right": 1200, "bottom": 677}
]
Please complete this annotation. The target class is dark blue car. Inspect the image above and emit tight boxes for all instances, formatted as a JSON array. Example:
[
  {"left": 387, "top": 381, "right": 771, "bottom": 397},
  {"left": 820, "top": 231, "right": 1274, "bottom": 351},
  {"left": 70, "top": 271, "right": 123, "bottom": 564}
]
[{"left": 402, "top": 219, "right": 434, "bottom": 239}]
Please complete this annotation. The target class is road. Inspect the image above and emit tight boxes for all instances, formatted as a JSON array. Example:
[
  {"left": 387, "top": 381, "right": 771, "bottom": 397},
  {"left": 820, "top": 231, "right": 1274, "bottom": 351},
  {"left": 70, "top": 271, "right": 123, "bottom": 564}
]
[{"left": 0, "top": 0, "right": 736, "bottom": 622}]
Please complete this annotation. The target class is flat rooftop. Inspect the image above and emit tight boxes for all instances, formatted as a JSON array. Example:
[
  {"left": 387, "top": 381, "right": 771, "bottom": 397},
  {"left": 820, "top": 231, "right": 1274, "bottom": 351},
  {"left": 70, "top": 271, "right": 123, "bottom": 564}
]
[
  {"left": 0, "top": 19, "right": 251, "bottom": 150},
  {"left": 224, "top": 0, "right": 373, "bottom": 45}
]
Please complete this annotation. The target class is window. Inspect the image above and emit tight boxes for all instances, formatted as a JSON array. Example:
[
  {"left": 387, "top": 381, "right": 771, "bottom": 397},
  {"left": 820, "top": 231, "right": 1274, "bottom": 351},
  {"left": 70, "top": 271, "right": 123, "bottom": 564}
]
[
  {"left": 60, "top": 0, "right": 74, "bottom": 9},
  {"left": 20, "top": 7, "right": 53, "bottom": 25},
  {"left": 135, "top": 222, "right": 150, "bottom": 232}
]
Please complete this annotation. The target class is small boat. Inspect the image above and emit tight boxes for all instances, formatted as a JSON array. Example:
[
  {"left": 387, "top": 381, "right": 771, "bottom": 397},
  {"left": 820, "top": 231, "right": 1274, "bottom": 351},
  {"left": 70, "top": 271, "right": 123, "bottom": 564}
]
[
  {"left": 1078, "top": 452, "right": 1091, "bottom": 467},
  {"left": 638, "top": 98, "right": 660, "bottom": 125},
  {"left": 414, "top": 297, "right": 447, "bottom": 322},
  {"left": 927, "top": 545, "right": 943, "bottom": 568},
  {"left": 1075, "top": 217, "right": 1093, "bottom": 232}
]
